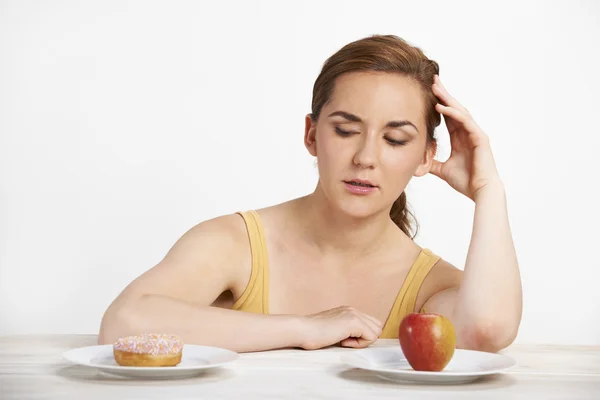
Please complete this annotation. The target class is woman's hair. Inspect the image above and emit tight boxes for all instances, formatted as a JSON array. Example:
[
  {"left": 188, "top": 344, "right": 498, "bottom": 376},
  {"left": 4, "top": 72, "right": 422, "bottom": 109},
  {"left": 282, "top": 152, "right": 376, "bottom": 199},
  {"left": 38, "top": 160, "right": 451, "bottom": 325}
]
[{"left": 310, "top": 34, "right": 442, "bottom": 239}]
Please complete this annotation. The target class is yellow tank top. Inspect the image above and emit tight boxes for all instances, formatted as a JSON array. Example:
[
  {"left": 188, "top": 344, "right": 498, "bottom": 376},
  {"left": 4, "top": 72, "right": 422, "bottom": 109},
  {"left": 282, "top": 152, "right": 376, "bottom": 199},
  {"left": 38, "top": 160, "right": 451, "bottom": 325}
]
[{"left": 232, "top": 210, "right": 441, "bottom": 339}]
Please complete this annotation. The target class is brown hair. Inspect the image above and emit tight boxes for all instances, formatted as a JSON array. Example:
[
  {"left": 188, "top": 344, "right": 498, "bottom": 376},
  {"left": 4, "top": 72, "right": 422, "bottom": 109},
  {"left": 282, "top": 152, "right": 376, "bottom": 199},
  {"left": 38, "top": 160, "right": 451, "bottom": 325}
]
[{"left": 309, "top": 34, "right": 442, "bottom": 239}]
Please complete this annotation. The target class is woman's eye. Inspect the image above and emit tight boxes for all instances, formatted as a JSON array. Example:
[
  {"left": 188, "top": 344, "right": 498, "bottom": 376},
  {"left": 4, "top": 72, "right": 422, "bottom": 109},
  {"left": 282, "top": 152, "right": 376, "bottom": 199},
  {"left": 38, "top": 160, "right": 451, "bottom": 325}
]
[
  {"left": 335, "top": 126, "right": 356, "bottom": 136},
  {"left": 335, "top": 126, "right": 407, "bottom": 146},
  {"left": 386, "top": 138, "right": 408, "bottom": 146}
]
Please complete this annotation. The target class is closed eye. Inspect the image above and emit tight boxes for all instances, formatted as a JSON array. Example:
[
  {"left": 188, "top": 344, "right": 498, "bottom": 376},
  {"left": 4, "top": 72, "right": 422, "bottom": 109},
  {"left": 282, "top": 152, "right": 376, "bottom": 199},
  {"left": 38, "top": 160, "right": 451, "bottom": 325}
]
[
  {"left": 335, "top": 126, "right": 357, "bottom": 137},
  {"left": 335, "top": 127, "right": 408, "bottom": 147},
  {"left": 386, "top": 138, "right": 408, "bottom": 146}
]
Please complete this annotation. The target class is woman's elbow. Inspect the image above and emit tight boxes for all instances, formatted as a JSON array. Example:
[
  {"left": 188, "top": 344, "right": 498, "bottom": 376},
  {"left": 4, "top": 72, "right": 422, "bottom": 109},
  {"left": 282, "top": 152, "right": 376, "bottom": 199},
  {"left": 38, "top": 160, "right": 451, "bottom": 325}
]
[
  {"left": 457, "top": 320, "right": 519, "bottom": 353},
  {"left": 98, "top": 296, "right": 144, "bottom": 345}
]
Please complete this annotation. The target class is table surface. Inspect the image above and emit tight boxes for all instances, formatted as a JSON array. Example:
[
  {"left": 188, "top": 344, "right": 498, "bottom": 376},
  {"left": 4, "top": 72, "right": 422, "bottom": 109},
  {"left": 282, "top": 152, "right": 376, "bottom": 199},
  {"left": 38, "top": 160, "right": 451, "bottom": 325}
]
[{"left": 1, "top": 334, "right": 599, "bottom": 399}]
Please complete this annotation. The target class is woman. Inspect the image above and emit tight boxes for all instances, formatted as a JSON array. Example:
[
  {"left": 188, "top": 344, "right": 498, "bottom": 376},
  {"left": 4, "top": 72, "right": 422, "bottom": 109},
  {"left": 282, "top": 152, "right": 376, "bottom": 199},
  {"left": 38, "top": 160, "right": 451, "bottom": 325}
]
[{"left": 98, "top": 35, "right": 522, "bottom": 353}]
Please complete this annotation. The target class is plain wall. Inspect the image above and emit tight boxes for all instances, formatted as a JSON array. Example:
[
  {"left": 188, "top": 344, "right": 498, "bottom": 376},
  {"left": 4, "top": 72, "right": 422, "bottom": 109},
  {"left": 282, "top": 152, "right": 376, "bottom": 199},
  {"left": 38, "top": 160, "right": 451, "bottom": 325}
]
[{"left": 1, "top": 0, "right": 599, "bottom": 345}]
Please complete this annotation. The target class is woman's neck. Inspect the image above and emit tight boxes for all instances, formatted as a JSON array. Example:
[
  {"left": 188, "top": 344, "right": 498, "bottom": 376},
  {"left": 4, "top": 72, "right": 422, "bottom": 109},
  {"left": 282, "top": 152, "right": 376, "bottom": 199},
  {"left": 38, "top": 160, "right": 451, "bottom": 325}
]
[{"left": 291, "top": 184, "right": 397, "bottom": 258}]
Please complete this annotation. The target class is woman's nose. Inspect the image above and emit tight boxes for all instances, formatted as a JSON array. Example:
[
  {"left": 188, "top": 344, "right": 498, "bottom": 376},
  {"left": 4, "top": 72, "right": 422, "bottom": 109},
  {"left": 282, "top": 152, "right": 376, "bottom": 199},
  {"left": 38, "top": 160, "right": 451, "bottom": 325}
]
[{"left": 352, "top": 136, "right": 378, "bottom": 169}]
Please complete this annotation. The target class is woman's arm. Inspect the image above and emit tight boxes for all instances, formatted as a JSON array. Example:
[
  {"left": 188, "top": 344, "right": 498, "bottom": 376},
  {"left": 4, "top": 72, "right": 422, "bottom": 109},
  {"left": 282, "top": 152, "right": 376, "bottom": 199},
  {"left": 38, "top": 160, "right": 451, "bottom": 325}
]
[
  {"left": 97, "top": 214, "right": 301, "bottom": 352},
  {"left": 422, "top": 182, "right": 522, "bottom": 352},
  {"left": 422, "top": 75, "right": 523, "bottom": 352},
  {"left": 98, "top": 214, "right": 382, "bottom": 352},
  {"left": 99, "top": 292, "right": 308, "bottom": 352}
]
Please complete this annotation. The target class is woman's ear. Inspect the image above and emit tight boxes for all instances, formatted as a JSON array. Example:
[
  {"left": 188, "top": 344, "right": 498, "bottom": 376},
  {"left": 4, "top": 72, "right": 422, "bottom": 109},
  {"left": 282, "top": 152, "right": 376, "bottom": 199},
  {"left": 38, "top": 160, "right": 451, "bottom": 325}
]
[
  {"left": 304, "top": 114, "right": 318, "bottom": 157},
  {"left": 413, "top": 140, "right": 437, "bottom": 177}
]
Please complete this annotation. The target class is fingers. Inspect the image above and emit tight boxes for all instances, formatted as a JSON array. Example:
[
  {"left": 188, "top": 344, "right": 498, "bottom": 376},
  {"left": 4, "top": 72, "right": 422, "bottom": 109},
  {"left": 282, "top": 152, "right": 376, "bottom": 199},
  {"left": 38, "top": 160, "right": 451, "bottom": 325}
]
[
  {"left": 346, "top": 318, "right": 379, "bottom": 342},
  {"left": 343, "top": 306, "right": 382, "bottom": 336},
  {"left": 429, "top": 159, "right": 444, "bottom": 178},
  {"left": 338, "top": 308, "right": 382, "bottom": 348},
  {"left": 433, "top": 75, "right": 469, "bottom": 115},
  {"left": 340, "top": 337, "right": 372, "bottom": 348},
  {"left": 433, "top": 76, "right": 482, "bottom": 139},
  {"left": 435, "top": 103, "right": 488, "bottom": 146},
  {"left": 435, "top": 103, "right": 471, "bottom": 126},
  {"left": 355, "top": 310, "right": 384, "bottom": 331},
  {"left": 304, "top": 306, "right": 384, "bottom": 350},
  {"left": 435, "top": 104, "right": 477, "bottom": 134},
  {"left": 355, "top": 312, "right": 382, "bottom": 339},
  {"left": 432, "top": 76, "right": 482, "bottom": 137}
]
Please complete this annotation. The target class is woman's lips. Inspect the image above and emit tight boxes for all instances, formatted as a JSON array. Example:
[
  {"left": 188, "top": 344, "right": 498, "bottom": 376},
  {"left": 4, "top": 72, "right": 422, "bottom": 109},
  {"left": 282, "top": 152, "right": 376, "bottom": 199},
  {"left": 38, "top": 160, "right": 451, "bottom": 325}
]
[{"left": 343, "top": 181, "right": 378, "bottom": 195}]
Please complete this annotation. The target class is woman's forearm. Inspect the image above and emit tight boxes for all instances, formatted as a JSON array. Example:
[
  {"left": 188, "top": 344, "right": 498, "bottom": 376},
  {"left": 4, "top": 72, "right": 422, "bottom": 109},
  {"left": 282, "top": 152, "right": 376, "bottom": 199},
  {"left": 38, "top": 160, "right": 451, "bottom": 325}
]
[
  {"left": 98, "top": 294, "right": 306, "bottom": 353},
  {"left": 453, "top": 182, "right": 523, "bottom": 349}
]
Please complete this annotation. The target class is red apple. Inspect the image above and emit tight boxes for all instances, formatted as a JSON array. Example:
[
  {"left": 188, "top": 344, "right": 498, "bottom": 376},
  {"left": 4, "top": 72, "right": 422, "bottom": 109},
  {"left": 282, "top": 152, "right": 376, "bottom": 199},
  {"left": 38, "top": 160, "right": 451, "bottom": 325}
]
[{"left": 398, "top": 311, "right": 456, "bottom": 372}]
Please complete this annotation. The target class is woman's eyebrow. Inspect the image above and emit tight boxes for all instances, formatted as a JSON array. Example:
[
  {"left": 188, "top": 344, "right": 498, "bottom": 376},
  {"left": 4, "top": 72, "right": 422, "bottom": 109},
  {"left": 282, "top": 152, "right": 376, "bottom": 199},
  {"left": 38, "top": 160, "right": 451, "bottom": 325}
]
[{"left": 327, "top": 110, "right": 419, "bottom": 134}]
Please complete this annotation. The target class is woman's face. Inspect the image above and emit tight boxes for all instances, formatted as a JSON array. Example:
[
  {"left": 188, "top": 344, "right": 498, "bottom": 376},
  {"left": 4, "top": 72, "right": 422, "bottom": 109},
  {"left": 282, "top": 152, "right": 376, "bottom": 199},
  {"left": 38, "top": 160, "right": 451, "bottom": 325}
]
[{"left": 305, "top": 71, "right": 436, "bottom": 219}]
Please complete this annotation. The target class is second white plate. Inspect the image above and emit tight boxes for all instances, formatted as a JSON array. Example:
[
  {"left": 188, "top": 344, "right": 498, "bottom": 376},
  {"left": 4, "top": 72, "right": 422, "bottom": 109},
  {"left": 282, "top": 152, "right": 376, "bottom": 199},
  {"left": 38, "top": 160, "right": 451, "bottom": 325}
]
[
  {"left": 62, "top": 344, "right": 239, "bottom": 379},
  {"left": 341, "top": 347, "right": 516, "bottom": 384}
]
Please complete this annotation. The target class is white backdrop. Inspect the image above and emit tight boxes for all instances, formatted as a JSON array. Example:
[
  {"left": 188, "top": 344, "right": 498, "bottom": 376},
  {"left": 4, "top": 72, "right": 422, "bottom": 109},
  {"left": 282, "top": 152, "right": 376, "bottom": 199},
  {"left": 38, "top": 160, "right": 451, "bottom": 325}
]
[{"left": 1, "top": 0, "right": 599, "bottom": 346}]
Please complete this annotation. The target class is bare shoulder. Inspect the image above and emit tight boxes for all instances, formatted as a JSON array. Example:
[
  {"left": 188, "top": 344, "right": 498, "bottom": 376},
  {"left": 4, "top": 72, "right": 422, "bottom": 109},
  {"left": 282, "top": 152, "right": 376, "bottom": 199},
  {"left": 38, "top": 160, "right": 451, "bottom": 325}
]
[
  {"left": 414, "top": 254, "right": 463, "bottom": 313},
  {"left": 163, "top": 213, "right": 250, "bottom": 267},
  {"left": 110, "top": 212, "right": 252, "bottom": 308}
]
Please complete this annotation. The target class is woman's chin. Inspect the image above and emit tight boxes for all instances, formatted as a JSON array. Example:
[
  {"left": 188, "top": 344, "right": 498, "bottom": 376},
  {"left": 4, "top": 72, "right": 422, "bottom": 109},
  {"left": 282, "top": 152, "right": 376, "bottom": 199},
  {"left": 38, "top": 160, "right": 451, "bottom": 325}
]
[
  {"left": 314, "top": 183, "right": 390, "bottom": 219},
  {"left": 335, "top": 197, "right": 387, "bottom": 220}
]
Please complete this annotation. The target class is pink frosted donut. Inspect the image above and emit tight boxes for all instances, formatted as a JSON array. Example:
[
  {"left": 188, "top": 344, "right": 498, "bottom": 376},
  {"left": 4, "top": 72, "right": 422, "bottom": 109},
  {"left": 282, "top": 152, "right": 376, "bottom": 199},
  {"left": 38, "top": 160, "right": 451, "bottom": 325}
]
[{"left": 113, "top": 333, "right": 183, "bottom": 367}]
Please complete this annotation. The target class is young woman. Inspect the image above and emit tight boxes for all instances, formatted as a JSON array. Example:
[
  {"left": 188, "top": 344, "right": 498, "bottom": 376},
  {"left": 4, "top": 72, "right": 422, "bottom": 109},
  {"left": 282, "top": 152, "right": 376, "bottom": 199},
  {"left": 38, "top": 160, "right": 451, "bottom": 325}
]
[{"left": 98, "top": 35, "right": 522, "bottom": 353}]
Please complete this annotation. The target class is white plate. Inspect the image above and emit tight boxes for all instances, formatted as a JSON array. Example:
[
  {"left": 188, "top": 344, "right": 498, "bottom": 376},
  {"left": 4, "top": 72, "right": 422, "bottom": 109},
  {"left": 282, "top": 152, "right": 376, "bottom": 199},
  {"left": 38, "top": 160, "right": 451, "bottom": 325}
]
[
  {"left": 62, "top": 344, "right": 239, "bottom": 379},
  {"left": 341, "top": 347, "right": 516, "bottom": 384}
]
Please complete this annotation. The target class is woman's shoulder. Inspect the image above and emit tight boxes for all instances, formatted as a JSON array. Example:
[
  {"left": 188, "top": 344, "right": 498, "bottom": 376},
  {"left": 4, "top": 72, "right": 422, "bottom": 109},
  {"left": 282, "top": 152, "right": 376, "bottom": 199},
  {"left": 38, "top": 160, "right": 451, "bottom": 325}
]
[
  {"left": 411, "top": 244, "right": 462, "bottom": 280},
  {"left": 413, "top": 248, "right": 463, "bottom": 312},
  {"left": 184, "top": 212, "right": 249, "bottom": 244},
  {"left": 166, "top": 212, "right": 253, "bottom": 274},
  {"left": 215, "top": 211, "right": 262, "bottom": 246},
  {"left": 183, "top": 202, "right": 292, "bottom": 261}
]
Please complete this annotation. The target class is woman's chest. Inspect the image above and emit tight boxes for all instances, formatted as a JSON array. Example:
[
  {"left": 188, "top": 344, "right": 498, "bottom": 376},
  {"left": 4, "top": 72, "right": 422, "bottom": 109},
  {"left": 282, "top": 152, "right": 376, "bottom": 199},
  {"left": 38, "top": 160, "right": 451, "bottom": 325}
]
[{"left": 266, "top": 245, "right": 416, "bottom": 323}]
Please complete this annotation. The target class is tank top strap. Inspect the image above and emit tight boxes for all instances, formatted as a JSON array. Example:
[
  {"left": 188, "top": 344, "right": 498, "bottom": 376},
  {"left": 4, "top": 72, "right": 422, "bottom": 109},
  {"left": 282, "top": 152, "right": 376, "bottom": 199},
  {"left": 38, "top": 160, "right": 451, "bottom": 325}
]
[
  {"left": 231, "top": 210, "right": 270, "bottom": 314},
  {"left": 380, "top": 248, "right": 441, "bottom": 338}
]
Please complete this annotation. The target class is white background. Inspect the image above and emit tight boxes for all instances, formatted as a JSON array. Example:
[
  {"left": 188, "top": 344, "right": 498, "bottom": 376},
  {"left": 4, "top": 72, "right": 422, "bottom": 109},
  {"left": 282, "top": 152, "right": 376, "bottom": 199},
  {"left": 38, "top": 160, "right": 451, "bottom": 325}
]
[{"left": 1, "top": 0, "right": 599, "bottom": 346}]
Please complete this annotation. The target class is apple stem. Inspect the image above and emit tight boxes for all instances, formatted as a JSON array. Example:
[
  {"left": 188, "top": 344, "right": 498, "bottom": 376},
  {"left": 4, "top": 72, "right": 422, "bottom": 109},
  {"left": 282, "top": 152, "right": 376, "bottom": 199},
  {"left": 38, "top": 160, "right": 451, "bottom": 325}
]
[{"left": 422, "top": 308, "right": 427, "bottom": 314}]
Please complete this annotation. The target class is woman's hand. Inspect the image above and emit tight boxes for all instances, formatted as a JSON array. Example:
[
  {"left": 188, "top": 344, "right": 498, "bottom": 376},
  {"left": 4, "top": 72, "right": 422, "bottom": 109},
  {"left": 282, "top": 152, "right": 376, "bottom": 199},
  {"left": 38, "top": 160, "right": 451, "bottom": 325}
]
[
  {"left": 429, "top": 75, "right": 503, "bottom": 202},
  {"left": 299, "top": 306, "right": 383, "bottom": 350}
]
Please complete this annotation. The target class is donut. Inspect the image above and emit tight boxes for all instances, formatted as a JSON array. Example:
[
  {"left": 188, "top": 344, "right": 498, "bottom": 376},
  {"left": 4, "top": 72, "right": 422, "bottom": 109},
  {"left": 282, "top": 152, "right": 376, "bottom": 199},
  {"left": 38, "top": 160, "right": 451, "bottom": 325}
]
[{"left": 113, "top": 333, "right": 184, "bottom": 367}]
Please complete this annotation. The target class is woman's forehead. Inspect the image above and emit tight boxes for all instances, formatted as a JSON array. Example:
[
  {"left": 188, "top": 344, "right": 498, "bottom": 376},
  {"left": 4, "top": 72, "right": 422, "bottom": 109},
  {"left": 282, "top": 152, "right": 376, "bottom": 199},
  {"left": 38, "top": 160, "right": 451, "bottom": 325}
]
[{"left": 327, "top": 72, "right": 425, "bottom": 128}]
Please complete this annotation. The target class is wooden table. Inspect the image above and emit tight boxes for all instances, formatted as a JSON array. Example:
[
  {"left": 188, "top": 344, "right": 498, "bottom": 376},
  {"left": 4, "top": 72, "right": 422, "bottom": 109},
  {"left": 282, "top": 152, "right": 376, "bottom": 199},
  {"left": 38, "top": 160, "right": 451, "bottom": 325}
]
[{"left": 1, "top": 335, "right": 599, "bottom": 399}]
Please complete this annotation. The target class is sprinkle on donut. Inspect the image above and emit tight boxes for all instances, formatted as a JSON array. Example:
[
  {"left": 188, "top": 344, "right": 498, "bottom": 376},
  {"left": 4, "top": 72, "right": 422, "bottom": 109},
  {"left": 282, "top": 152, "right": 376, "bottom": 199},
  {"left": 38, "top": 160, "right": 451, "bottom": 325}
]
[{"left": 113, "top": 333, "right": 183, "bottom": 355}]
